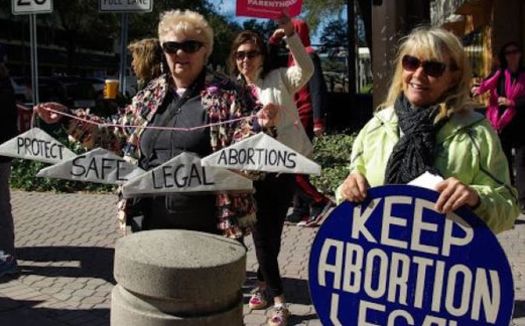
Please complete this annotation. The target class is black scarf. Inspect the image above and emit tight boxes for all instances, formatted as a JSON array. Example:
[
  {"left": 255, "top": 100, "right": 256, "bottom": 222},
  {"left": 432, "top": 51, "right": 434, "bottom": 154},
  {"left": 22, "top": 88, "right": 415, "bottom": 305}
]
[{"left": 384, "top": 94, "right": 444, "bottom": 184}]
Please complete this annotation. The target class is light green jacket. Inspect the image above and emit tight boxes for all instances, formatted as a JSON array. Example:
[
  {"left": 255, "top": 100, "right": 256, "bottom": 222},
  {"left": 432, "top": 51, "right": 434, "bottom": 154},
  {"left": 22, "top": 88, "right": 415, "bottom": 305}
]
[{"left": 336, "top": 106, "right": 519, "bottom": 234}]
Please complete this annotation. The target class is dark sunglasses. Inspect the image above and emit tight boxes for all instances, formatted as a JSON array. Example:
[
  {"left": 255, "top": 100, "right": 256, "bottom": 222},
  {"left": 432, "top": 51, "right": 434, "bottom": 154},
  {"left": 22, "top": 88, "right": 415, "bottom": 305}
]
[
  {"left": 235, "top": 50, "right": 260, "bottom": 61},
  {"left": 504, "top": 49, "right": 521, "bottom": 55},
  {"left": 401, "top": 55, "right": 449, "bottom": 78},
  {"left": 162, "top": 40, "right": 204, "bottom": 54}
]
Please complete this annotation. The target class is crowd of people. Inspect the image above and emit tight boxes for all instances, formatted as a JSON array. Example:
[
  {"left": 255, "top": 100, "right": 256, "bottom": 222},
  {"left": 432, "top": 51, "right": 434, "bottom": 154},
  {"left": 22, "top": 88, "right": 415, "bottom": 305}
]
[{"left": 0, "top": 8, "right": 522, "bottom": 326}]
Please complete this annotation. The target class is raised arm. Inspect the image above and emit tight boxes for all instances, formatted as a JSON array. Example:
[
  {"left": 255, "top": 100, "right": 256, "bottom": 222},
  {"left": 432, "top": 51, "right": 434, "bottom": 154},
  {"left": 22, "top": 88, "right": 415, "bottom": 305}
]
[{"left": 273, "top": 15, "right": 314, "bottom": 94}]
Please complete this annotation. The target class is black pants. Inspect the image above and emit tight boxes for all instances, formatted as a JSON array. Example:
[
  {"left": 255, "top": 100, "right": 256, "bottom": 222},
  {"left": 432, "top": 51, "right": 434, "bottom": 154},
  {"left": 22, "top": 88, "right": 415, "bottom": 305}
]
[
  {"left": 500, "top": 131, "right": 525, "bottom": 206},
  {"left": 252, "top": 174, "right": 295, "bottom": 298}
]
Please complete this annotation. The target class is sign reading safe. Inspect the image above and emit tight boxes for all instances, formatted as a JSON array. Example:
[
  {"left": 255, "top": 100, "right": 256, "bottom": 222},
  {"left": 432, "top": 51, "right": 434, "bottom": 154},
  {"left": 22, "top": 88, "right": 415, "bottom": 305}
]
[{"left": 308, "top": 185, "right": 513, "bottom": 326}]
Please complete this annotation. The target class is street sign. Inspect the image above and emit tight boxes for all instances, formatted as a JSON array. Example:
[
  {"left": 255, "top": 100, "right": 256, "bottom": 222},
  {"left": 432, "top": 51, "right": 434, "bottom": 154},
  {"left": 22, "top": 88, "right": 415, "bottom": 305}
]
[
  {"left": 236, "top": 0, "right": 303, "bottom": 19},
  {"left": 309, "top": 185, "right": 514, "bottom": 326},
  {"left": 99, "top": 0, "right": 153, "bottom": 13},
  {"left": 12, "top": 0, "right": 53, "bottom": 15}
]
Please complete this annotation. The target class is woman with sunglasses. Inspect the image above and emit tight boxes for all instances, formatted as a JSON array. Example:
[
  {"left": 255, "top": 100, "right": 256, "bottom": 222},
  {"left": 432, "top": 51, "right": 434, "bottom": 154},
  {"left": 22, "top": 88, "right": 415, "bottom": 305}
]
[
  {"left": 228, "top": 14, "right": 314, "bottom": 326},
  {"left": 338, "top": 26, "right": 519, "bottom": 234},
  {"left": 472, "top": 42, "right": 525, "bottom": 211},
  {"left": 35, "top": 10, "right": 277, "bottom": 237}
]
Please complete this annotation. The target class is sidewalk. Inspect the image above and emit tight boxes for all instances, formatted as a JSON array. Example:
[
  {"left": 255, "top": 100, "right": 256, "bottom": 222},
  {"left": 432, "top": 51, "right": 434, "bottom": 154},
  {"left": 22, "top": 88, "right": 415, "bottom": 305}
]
[{"left": 0, "top": 190, "right": 523, "bottom": 325}]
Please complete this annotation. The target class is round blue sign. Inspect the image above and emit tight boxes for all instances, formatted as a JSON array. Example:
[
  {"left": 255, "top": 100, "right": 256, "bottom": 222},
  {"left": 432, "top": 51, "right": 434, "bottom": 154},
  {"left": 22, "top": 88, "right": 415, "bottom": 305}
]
[{"left": 309, "top": 185, "right": 514, "bottom": 325}]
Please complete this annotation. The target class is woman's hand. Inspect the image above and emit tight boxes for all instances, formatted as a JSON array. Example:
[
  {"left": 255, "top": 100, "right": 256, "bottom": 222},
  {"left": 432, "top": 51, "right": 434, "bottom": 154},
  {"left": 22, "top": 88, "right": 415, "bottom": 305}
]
[
  {"left": 34, "top": 102, "right": 68, "bottom": 124},
  {"left": 435, "top": 177, "right": 480, "bottom": 214},
  {"left": 471, "top": 86, "right": 480, "bottom": 96},
  {"left": 341, "top": 171, "right": 369, "bottom": 202},
  {"left": 257, "top": 103, "right": 279, "bottom": 128},
  {"left": 270, "top": 29, "right": 286, "bottom": 43},
  {"left": 497, "top": 96, "right": 514, "bottom": 106},
  {"left": 275, "top": 12, "right": 294, "bottom": 37}
]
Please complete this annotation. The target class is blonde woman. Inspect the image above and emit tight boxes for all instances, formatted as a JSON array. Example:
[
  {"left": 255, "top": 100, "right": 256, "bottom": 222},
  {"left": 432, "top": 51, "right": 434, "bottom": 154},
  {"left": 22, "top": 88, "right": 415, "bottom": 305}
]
[
  {"left": 128, "top": 38, "right": 162, "bottom": 89},
  {"left": 338, "top": 26, "right": 519, "bottom": 233},
  {"left": 36, "top": 10, "right": 277, "bottom": 237}
]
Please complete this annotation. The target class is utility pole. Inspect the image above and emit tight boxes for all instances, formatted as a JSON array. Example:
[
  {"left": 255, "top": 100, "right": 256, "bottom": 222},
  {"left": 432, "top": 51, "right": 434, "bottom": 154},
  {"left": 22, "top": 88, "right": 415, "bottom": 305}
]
[{"left": 347, "top": 0, "right": 356, "bottom": 98}]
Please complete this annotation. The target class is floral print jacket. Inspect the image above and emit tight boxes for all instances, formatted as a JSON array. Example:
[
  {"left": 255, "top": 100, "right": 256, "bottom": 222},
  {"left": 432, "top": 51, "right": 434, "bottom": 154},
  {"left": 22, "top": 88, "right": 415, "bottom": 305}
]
[{"left": 67, "top": 71, "right": 261, "bottom": 238}]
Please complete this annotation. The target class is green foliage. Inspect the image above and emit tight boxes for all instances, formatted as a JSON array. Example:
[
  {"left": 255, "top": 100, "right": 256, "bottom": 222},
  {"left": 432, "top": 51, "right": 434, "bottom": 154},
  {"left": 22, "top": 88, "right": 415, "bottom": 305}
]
[
  {"left": 302, "top": 0, "right": 345, "bottom": 33},
  {"left": 310, "top": 132, "right": 355, "bottom": 195}
]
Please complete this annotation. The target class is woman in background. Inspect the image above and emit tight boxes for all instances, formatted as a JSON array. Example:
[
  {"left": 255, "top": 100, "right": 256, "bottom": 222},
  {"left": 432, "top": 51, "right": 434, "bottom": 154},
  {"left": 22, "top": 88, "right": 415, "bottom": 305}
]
[{"left": 472, "top": 42, "right": 525, "bottom": 211}]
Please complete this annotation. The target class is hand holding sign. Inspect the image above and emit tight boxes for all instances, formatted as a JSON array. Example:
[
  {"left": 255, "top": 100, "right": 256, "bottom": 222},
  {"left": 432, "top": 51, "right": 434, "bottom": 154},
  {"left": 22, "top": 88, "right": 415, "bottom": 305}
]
[
  {"left": 340, "top": 171, "right": 369, "bottom": 202},
  {"left": 275, "top": 11, "right": 294, "bottom": 37},
  {"left": 34, "top": 102, "right": 67, "bottom": 124},
  {"left": 435, "top": 177, "right": 480, "bottom": 213},
  {"left": 256, "top": 102, "right": 279, "bottom": 128}
]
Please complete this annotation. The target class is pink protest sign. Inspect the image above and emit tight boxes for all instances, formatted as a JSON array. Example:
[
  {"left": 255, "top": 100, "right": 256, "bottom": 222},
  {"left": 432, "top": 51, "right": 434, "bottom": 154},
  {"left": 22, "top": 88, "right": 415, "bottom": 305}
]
[{"left": 236, "top": 0, "right": 302, "bottom": 19}]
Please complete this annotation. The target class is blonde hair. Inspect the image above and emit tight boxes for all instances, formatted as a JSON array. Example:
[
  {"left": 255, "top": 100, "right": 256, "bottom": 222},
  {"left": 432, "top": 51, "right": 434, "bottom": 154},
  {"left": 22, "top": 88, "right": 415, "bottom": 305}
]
[
  {"left": 381, "top": 26, "right": 475, "bottom": 120},
  {"left": 158, "top": 10, "right": 214, "bottom": 60},
  {"left": 128, "top": 38, "right": 162, "bottom": 83}
]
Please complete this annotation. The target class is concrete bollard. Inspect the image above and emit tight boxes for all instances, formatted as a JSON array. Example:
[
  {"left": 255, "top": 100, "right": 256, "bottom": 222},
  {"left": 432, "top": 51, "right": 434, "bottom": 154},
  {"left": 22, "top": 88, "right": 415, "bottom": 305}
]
[{"left": 111, "top": 230, "right": 246, "bottom": 326}]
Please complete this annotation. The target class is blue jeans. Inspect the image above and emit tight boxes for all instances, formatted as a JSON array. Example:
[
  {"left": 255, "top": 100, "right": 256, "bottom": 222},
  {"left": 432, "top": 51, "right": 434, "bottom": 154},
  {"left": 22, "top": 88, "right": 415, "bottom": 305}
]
[{"left": 0, "top": 162, "right": 14, "bottom": 256}]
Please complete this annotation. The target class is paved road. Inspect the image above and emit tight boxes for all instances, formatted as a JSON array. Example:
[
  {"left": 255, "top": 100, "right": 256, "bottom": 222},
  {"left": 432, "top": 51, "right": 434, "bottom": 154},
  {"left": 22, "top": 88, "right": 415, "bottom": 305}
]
[{"left": 0, "top": 190, "right": 523, "bottom": 325}]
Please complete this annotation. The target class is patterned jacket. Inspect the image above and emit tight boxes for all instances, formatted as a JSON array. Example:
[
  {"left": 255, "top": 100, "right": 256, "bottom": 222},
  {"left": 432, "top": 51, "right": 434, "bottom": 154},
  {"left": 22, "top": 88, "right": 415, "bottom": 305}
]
[{"left": 68, "top": 71, "right": 261, "bottom": 238}]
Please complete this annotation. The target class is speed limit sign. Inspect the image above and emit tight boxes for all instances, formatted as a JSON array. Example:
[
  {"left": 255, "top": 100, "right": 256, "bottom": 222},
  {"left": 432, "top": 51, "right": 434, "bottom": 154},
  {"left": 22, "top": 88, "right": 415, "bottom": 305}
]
[{"left": 12, "top": 0, "right": 53, "bottom": 15}]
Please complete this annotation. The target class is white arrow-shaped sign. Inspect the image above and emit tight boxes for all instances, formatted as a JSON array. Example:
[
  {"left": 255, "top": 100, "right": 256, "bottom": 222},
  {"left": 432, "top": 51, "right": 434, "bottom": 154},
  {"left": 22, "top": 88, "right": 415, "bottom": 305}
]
[
  {"left": 37, "top": 148, "right": 145, "bottom": 185},
  {"left": 0, "top": 127, "right": 76, "bottom": 164},
  {"left": 122, "top": 152, "right": 253, "bottom": 198},
  {"left": 201, "top": 132, "right": 321, "bottom": 175}
]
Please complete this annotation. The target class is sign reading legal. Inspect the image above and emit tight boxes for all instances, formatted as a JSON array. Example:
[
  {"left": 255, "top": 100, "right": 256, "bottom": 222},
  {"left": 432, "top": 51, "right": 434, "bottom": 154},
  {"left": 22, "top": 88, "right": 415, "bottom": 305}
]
[
  {"left": 236, "top": 0, "right": 302, "bottom": 19},
  {"left": 36, "top": 148, "right": 145, "bottom": 185},
  {"left": 98, "top": 0, "right": 152, "bottom": 12},
  {"left": 0, "top": 128, "right": 75, "bottom": 164},
  {"left": 122, "top": 152, "right": 253, "bottom": 197},
  {"left": 201, "top": 132, "right": 321, "bottom": 175},
  {"left": 309, "top": 185, "right": 513, "bottom": 326},
  {"left": 12, "top": 0, "right": 52, "bottom": 15}
]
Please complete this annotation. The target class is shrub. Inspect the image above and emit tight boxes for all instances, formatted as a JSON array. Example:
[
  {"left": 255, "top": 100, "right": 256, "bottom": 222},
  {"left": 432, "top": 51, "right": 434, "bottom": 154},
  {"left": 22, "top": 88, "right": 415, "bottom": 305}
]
[{"left": 310, "top": 132, "right": 355, "bottom": 195}]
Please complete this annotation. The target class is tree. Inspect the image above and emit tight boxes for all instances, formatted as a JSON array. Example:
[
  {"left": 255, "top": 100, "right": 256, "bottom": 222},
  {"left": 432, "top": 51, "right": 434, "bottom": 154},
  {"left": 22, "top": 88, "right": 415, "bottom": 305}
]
[
  {"left": 49, "top": 1, "right": 119, "bottom": 73},
  {"left": 320, "top": 20, "right": 348, "bottom": 56},
  {"left": 241, "top": 19, "right": 277, "bottom": 41},
  {"left": 303, "top": 0, "right": 372, "bottom": 51},
  {"left": 128, "top": 0, "right": 211, "bottom": 41},
  {"left": 206, "top": 15, "right": 241, "bottom": 72}
]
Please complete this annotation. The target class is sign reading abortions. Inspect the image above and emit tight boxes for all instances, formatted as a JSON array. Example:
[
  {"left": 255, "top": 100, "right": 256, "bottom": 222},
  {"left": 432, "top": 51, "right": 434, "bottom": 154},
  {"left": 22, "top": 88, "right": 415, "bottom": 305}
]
[
  {"left": 201, "top": 132, "right": 321, "bottom": 175},
  {"left": 309, "top": 185, "right": 513, "bottom": 326},
  {"left": 0, "top": 127, "right": 75, "bottom": 164},
  {"left": 36, "top": 148, "right": 145, "bottom": 185},
  {"left": 236, "top": 0, "right": 302, "bottom": 19},
  {"left": 122, "top": 152, "right": 253, "bottom": 197}
]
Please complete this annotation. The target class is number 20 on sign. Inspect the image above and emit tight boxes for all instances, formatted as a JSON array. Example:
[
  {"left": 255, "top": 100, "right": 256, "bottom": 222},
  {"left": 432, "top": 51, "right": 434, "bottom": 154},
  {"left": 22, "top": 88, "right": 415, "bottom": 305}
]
[{"left": 12, "top": 0, "right": 53, "bottom": 15}]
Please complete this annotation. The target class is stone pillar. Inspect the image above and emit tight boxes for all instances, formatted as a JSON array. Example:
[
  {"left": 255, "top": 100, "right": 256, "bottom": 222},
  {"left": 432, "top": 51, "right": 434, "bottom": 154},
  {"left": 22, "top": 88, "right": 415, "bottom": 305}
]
[{"left": 111, "top": 230, "right": 246, "bottom": 326}]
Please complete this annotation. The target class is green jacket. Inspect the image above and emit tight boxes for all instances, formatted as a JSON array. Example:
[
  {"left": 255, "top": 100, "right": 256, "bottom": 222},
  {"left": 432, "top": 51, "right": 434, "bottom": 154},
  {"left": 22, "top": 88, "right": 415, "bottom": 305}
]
[{"left": 336, "top": 106, "right": 519, "bottom": 234}]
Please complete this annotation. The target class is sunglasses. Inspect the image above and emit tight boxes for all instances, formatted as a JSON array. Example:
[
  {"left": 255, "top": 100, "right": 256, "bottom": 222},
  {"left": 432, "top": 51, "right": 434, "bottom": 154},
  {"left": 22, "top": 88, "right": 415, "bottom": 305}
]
[
  {"left": 504, "top": 49, "right": 521, "bottom": 56},
  {"left": 162, "top": 40, "right": 204, "bottom": 54},
  {"left": 235, "top": 50, "right": 260, "bottom": 61},
  {"left": 401, "top": 55, "right": 449, "bottom": 78}
]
